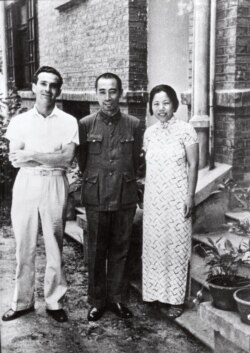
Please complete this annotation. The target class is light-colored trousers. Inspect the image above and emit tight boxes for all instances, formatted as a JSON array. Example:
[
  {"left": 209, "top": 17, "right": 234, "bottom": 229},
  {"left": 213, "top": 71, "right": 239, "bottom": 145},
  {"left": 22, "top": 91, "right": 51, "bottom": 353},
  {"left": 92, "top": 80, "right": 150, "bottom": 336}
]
[{"left": 11, "top": 169, "right": 68, "bottom": 311}]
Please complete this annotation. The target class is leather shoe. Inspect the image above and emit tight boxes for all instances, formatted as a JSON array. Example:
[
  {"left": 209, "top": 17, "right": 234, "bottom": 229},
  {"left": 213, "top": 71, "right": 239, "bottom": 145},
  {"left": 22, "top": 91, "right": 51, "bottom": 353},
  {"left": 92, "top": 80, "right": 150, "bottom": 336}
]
[
  {"left": 107, "top": 302, "right": 133, "bottom": 319},
  {"left": 87, "top": 306, "right": 106, "bottom": 321},
  {"left": 46, "top": 309, "right": 68, "bottom": 322},
  {"left": 2, "top": 306, "right": 35, "bottom": 321},
  {"left": 165, "top": 305, "right": 184, "bottom": 319}
]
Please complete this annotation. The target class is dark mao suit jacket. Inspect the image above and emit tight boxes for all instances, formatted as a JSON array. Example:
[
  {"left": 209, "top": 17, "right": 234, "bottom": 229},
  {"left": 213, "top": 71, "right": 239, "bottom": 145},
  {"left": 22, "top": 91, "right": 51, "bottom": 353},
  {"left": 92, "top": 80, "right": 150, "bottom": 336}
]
[{"left": 77, "top": 110, "right": 141, "bottom": 211}]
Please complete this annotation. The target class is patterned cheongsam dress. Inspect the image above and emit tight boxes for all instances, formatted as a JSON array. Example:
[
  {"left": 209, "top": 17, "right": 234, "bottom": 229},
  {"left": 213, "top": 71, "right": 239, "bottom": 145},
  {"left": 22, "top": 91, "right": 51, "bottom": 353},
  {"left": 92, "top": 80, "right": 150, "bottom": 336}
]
[{"left": 142, "top": 117, "right": 198, "bottom": 304}]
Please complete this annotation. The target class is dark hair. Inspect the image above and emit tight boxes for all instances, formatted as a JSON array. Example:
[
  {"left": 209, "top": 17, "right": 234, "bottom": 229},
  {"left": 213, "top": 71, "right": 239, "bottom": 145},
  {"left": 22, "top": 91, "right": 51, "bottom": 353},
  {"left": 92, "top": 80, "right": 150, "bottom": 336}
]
[
  {"left": 149, "top": 84, "right": 179, "bottom": 115},
  {"left": 95, "top": 72, "right": 122, "bottom": 93},
  {"left": 32, "top": 66, "right": 63, "bottom": 88}
]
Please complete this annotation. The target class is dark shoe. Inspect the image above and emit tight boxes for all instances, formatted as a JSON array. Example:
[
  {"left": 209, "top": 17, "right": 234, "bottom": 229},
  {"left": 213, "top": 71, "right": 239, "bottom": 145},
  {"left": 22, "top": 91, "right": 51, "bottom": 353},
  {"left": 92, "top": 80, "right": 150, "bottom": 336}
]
[
  {"left": 107, "top": 302, "right": 133, "bottom": 319},
  {"left": 87, "top": 306, "right": 106, "bottom": 322},
  {"left": 165, "top": 305, "right": 184, "bottom": 319},
  {"left": 46, "top": 309, "right": 68, "bottom": 322},
  {"left": 2, "top": 307, "right": 35, "bottom": 321}
]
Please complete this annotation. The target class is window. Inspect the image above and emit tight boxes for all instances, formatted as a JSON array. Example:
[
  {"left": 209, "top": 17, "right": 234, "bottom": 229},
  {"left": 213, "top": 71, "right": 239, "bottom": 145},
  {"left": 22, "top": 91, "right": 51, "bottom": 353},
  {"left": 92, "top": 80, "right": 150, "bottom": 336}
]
[{"left": 6, "top": 0, "right": 38, "bottom": 89}]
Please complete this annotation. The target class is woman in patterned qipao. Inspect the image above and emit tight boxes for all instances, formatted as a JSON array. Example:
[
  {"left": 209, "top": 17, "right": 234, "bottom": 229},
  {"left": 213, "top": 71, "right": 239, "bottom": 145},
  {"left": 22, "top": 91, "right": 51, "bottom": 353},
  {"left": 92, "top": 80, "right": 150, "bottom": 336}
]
[{"left": 142, "top": 85, "right": 199, "bottom": 318}]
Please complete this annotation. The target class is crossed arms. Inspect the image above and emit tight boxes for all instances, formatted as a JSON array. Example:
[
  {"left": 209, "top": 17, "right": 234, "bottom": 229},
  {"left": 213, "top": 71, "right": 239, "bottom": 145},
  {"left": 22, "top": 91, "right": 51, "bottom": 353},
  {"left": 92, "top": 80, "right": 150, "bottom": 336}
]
[{"left": 9, "top": 140, "right": 76, "bottom": 169}]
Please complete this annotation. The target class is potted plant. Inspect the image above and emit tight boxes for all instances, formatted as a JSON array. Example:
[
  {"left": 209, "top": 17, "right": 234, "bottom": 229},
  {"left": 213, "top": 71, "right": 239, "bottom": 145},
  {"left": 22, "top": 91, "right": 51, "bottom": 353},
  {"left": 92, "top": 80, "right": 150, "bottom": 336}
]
[
  {"left": 199, "top": 237, "right": 250, "bottom": 311},
  {"left": 233, "top": 287, "right": 250, "bottom": 325}
]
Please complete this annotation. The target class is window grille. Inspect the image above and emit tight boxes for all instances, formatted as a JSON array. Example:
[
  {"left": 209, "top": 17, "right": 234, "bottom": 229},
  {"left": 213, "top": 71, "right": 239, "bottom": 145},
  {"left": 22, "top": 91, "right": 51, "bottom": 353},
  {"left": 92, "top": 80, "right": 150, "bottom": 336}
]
[{"left": 5, "top": 0, "right": 38, "bottom": 89}]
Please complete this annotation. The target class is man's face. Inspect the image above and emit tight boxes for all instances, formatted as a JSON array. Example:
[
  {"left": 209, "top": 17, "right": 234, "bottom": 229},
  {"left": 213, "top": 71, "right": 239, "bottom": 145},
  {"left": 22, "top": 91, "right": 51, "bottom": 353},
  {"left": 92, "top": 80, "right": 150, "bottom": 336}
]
[
  {"left": 32, "top": 72, "right": 61, "bottom": 107},
  {"left": 96, "top": 77, "right": 122, "bottom": 116}
]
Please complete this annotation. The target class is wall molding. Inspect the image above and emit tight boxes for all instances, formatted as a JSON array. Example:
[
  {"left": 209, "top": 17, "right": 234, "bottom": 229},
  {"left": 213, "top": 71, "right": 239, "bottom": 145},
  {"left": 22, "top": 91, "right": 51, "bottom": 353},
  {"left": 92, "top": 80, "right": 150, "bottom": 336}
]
[
  {"left": 18, "top": 90, "right": 148, "bottom": 104},
  {"left": 181, "top": 89, "right": 250, "bottom": 108}
]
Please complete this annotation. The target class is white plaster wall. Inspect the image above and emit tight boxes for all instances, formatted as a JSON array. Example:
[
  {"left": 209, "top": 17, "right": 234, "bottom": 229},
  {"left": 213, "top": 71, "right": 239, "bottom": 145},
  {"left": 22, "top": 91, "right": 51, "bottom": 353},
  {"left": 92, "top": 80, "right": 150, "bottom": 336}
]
[{"left": 147, "top": 0, "right": 190, "bottom": 126}]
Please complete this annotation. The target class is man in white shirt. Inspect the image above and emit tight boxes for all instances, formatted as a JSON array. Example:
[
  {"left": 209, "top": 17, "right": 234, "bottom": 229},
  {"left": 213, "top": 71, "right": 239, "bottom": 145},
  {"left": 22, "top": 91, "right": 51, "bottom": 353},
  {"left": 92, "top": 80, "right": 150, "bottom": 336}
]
[{"left": 2, "top": 66, "right": 79, "bottom": 322}]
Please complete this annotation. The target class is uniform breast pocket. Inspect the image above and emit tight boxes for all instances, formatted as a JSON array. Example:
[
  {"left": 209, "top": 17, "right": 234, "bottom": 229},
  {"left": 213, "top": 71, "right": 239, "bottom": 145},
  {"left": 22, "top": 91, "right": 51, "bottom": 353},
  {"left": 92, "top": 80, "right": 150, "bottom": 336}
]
[
  {"left": 120, "top": 135, "right": 134, "bottom": 156},
  {"left": 87, "top": 134, "right": 103, "bottom": 154}
]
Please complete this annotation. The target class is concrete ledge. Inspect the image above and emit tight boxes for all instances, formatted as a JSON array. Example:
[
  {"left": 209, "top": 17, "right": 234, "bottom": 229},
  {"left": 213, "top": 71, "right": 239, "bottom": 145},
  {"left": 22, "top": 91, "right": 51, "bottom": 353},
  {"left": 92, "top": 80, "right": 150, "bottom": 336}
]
[
  {"left": 190, "top": 114, "right": 210, "bottom": 128},
  {"left": 18, "top": 89, "right": 148, "bottom": 103},
  {"left": 18, "top": 90, "right": 34, "bottom": 100},
  {"left": 225, "top": 210, "right": 250, "bottom": 222},
  {"left": 190, "top": 252, "right": 209, "bottom": 289},
  {"left": 76, "top": 214, "right": 87, "bottom": 231},
  {"left": 176, "top": 309, "right": 214, "bottom": 350},
  {"left": 55, "top": 0, "right": 81, "bottom": 11},
  {"left": 195, "top": 162, "right": 232, "bottom": 206},
  {"left": 216, "top": 89, "right": 250, "bottom": 108},
  {"left": 181, "top": 88, "right": 250, "bottom": 108},
  {"left": 65, "top": 220, "right": 83, "bottom": 244},
  {"left": 200, "top": 301, "right": 250, "bottom": 353}
]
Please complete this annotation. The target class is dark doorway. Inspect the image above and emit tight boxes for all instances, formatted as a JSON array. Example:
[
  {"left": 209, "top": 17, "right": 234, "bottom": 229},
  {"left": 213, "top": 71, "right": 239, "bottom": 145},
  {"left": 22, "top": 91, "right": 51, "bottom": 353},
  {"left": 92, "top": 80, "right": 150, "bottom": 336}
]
[{"left": 62, "top": 101, "right": 90, "bottom": 121}]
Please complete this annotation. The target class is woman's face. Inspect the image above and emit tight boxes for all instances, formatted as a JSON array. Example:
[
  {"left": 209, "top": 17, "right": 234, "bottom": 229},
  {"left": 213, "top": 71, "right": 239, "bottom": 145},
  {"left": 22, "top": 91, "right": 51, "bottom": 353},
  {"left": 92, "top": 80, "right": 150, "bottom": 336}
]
[{"left": 152, "top": 91, "right": 175, "bottom": 123}]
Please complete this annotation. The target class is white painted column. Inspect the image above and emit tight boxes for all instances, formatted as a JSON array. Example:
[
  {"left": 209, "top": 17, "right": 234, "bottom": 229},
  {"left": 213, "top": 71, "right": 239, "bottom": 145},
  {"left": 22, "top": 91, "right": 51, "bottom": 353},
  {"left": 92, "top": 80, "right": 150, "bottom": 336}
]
[{"left": 190, "top": 0, "right": 210, "bottom": 169}]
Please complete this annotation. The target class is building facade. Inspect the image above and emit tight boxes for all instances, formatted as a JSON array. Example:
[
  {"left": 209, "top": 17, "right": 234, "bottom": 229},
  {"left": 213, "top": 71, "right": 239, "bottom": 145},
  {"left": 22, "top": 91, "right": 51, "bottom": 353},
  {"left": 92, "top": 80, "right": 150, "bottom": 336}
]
[{"left": 3, "top": 0, "right": 250, "bottom": 180}]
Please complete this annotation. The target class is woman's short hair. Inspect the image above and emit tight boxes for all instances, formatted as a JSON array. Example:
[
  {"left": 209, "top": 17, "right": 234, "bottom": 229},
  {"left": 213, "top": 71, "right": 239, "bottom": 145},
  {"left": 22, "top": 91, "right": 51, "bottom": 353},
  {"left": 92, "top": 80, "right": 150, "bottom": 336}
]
[
  {"left": 32, "top": 66, "right": 63, "bottom": 88},
  {"left": 149, "top": 84, "right": 179, "bottom": 115}
]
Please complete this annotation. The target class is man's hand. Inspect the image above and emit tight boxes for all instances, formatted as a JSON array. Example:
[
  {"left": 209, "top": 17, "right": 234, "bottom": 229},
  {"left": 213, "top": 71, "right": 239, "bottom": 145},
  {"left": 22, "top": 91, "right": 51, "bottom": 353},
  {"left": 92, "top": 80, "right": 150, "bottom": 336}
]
[{"left": 9, "top": 150, "right": 33, "bottom": 164}]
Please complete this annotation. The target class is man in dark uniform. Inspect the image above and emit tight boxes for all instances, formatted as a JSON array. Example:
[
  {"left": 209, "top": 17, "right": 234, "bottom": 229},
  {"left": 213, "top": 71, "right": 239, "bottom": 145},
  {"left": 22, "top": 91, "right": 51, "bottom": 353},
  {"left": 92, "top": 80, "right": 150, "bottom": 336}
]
[{"left": 78, "top": 72, "right": 141, "bottom": 321}]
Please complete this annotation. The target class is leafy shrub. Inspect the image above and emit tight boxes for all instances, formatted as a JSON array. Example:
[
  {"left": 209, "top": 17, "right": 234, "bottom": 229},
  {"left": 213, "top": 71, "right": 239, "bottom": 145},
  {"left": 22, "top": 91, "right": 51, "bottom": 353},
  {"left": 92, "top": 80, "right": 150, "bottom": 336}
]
[
  {"left": 0, "top": 88, "right": 26, "bottom": 199},
  {"left": 200, "top": 237, "right": 250, "bottom": 281}
]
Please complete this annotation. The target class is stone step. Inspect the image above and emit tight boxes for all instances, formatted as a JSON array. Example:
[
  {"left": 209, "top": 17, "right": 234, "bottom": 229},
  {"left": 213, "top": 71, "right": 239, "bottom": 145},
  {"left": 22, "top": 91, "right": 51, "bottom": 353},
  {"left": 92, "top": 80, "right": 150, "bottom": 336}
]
[
  {"left": 65, "top": 220, "right": 88, "bottom": 265},
  {"left": 190, "top": 252, "right": 211, "bottom": 303},
  {"left": 75, "top": 206, "right": 86, "bottom": 215},
  {"left": 130, "top": 278, "right": 214, "bottom": 349},
  {"left": 193, "top": 229, "right": 247, "bottom": 249},
  {"left": 191, "top": 252, "right": 208, "bottom": 288},
  {"left": 76, "top": 213, "right": 88, "bottom": 231},
  {"left": 225, "top": 210, "right": 250, "bottom": 222},
  {"left": 176, "top": 308, "right": 214, "bottom": 350},
  {"left": 195, "top": 162, "right": 232, "bottom": 206},
  {"left": 200, "top": 301, "right": 250, "bottom": 353},
  {"left": 65, "top": 220, "right": 83, "bottom": 244}
]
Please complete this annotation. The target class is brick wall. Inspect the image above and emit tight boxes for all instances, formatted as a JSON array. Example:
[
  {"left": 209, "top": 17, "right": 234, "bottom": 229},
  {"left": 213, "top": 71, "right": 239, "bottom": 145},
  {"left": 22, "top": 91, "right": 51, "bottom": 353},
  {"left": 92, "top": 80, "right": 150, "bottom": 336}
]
[
  {"left": 215, "top": 0, "right": 250, "bottom": 90},
  {"left": 186, "top": 0, "right": 250, "bottom": 180},
  {"left": 128, "top": 0, "right": 147, "bottom": 131},
  {"left": 38, "top": 0, "right": 130, "bottom": 91},
  {"left": 35, "top": 0, "right": 147, "bottom": 125},
  {"left": 0, "top": 29, "right": 2, "bottom": 70},
  {"left": 215, "top": 0, "right": 250, "bottom": 180},
  {"left": 128, "top": 0, "right": 147, "bottom": 92}
]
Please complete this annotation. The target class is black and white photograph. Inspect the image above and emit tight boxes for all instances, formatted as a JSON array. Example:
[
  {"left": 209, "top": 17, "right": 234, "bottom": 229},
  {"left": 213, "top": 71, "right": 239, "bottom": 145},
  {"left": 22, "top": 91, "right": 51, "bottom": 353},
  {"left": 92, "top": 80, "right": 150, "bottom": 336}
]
[{"left": 1, "top": 0, "right": 250, "bottom": 352}]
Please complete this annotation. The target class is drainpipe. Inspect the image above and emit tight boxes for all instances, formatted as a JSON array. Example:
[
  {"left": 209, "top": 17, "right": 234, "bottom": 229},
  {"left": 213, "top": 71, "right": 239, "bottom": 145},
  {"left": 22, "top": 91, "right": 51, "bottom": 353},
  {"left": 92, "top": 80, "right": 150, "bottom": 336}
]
[
  {"left": 190, "top": 0, "right": 210, "bottom": 169},
  {"left": 209, "top": 0, "right": 217, "bottom": 170}
]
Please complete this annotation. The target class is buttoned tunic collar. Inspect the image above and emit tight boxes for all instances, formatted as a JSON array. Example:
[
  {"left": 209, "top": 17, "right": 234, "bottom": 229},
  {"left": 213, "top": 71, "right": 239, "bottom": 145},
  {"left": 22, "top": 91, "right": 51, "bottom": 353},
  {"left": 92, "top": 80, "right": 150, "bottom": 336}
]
[{"left": 99, "top": 109, "right": 121, "bottom": 125}]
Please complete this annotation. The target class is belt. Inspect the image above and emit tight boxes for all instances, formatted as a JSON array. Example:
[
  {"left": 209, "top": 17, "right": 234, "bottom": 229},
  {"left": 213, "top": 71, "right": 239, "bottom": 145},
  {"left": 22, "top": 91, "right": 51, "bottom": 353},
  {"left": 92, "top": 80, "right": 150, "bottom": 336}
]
[{"left": 21, "top": 169, "right": 66, "bottom": 176}]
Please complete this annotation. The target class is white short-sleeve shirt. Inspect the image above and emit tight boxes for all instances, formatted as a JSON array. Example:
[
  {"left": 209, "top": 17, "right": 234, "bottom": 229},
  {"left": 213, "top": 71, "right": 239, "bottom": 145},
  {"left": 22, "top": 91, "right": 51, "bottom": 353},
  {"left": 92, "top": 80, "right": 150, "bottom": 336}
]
[{"left": 5, "top": 105, "right": 79, "bottom": 170}]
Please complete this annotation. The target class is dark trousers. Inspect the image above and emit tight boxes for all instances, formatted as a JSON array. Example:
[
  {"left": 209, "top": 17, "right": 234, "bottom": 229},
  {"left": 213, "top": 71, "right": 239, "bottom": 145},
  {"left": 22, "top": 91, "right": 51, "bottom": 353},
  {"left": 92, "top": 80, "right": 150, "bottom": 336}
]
[{"left": 85, "top": 207, "right": 136, "bottom": 308}]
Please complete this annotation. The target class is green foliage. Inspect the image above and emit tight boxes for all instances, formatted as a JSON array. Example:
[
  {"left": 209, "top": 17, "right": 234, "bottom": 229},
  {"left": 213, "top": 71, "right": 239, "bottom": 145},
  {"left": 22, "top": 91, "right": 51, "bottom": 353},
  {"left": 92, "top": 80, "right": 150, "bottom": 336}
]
[
  {"left": 0, "top": 88, "right": 26, "bottom": 198},
  {"left": 217, "top": 177, "right": 250, "bottom": 210},
  {"left": 66, "top": 159, "right": 82, "bottom": 192},
  {"left": 202, "top": 237, "right": 250, "bottom": 281},
  {"left": 228, "top": 218, "right": 250, "bottom": 237}
]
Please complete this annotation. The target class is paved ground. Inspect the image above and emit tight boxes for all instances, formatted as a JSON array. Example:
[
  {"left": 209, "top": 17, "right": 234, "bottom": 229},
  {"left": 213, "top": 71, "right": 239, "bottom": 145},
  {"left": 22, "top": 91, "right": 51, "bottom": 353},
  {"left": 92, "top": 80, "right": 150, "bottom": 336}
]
[{"left": 0, "top": 207, "right": 211, "bottom": 353}]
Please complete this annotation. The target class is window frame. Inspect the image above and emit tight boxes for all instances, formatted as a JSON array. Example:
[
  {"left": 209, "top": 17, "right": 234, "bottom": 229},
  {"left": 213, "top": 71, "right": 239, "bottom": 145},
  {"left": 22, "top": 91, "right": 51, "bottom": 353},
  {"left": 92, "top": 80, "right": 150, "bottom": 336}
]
[{"left": 5, "top": 0, "right": 39, "bottom": 90}]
